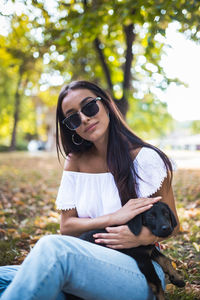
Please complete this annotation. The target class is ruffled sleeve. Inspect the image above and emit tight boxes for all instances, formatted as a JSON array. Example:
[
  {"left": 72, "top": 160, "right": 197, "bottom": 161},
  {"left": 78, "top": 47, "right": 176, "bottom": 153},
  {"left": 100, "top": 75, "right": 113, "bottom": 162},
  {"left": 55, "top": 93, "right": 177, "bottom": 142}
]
[
  {"left": 134, "top": 147, "right": 168, "bottom": 198},
  {"left": 56, "top": 171, "right": 76, "bottom": 210}
]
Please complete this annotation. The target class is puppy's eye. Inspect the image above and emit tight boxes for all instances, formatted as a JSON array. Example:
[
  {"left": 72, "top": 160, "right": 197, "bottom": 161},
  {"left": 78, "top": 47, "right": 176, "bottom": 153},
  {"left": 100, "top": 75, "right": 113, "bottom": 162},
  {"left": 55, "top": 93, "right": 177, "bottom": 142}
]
[{"left": 163, "top": 211, "right": 169, "bottom": 217}]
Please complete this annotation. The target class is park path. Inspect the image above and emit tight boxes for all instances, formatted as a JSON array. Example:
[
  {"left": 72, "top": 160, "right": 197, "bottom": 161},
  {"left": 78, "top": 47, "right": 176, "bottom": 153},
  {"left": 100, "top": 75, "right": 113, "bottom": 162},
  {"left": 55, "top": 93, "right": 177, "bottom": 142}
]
[
  {"left": 166, "top": 150, "right": 200, "bottom": 170},
  {"left": 3, "top": 149, "right": 200, "bottom": 170},
  {"left": 27, "top": 149, "right": 200, "bottom": 170}
]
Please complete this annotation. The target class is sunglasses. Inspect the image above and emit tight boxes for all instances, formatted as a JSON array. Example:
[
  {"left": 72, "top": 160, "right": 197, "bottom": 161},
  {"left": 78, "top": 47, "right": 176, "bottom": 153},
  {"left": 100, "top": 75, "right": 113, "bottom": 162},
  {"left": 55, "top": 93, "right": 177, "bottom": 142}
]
[{"left": 62, "top": 97, "right": 102, "bottom": 130}]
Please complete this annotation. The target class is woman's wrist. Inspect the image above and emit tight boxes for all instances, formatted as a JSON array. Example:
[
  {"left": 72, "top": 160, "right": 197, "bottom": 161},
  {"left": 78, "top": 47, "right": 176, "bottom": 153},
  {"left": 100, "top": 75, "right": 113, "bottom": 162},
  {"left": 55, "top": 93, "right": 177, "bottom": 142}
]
[
  {"left": 104, "top": 213, "right": 114, "bottom": 227},
  {"left": 107, "top": 212, "right": 117, "bottom": 227},
  {"left": 90, "top": 213, "right": 115, "bottom": 229}
]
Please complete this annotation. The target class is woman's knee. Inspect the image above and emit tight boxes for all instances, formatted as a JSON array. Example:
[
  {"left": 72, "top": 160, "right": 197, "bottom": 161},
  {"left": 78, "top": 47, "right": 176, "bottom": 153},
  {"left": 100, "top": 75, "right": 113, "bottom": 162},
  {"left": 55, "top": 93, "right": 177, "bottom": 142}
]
[
  {"left": 35, "top": 234, "right": 63, "bottom": 253},
  {"left": 34, "top": 234, "right": 77, "bottom": 258}
]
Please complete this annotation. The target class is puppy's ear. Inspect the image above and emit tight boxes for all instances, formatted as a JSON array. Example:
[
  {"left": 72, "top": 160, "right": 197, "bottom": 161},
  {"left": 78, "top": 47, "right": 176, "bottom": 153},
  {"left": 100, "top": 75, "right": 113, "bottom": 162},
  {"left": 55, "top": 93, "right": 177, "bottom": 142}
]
[
  {"left": 168, "top": 206, "right": 177, "bottom": 228},
  {"left": 127, "top": 214, "right": 143, "bottom": 236}
]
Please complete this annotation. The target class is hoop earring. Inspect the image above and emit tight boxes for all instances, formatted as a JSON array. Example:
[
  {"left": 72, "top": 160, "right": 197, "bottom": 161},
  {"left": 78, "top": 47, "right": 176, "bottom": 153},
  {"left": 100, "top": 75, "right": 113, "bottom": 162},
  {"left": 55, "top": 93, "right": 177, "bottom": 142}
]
[{"left": 72, "top": 134, "right": 84, "bottom": 146}]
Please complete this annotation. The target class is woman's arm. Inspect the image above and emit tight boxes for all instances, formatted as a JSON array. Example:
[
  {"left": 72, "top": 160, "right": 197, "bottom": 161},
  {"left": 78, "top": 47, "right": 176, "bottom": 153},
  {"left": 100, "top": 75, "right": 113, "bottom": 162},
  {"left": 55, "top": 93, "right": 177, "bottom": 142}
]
[
  {"left": 60, "top": 209, "right": 111, "bottom": 236},
  {"left": 60, "top": 197, "right": 161, "bottom": 236}
]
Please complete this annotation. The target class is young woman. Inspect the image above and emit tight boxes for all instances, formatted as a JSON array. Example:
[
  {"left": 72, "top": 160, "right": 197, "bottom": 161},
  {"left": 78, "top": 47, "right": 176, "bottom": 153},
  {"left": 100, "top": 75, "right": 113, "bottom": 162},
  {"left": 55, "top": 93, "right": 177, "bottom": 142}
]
[{"left": 0, "top": 80, "right": 179, "bottom": 300}]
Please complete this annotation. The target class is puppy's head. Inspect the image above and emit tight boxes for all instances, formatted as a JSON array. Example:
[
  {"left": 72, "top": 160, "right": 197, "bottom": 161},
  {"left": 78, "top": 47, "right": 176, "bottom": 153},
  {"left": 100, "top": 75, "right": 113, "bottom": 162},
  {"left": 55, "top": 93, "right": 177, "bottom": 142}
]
[
  {"left": 127, "top": 202, "right": 177, "bottom": 237},
  {"left": 143, "top": 202, "right": 177, "bottom": 237}
]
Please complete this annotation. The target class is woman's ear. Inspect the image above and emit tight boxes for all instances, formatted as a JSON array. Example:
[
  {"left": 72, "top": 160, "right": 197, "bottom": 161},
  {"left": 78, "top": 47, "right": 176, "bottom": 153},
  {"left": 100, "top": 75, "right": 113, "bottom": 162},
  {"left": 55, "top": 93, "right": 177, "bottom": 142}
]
[{"left": 127, "top": 214, "right": 143, "bottom": 236}]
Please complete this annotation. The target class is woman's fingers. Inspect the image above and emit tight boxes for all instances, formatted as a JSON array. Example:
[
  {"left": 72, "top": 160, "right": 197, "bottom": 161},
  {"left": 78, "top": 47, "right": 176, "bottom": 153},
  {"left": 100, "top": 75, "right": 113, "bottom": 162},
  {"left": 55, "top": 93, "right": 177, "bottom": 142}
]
[
  {"left": 135, "top": 196, "right": 162, "bottom": 204},
  {"left": 134, "top": 203, "right": 154, "bottom": 214},
  {"left": 95, "top": 238, "right": 118, "bottom": 245},
  {"left": 93, "top": 232, "right": 117, "bottom": 239},
  {"left": 134, "top": 198, "right": 162, "bottom": 215},
  {"left": 110, "top": 196, "right": 162, "bottom": 227},
  {"left": 129, "top": 196, "right": 162, "bottom": 208},
  {"left": 93, "top": 226, "right": 125, "bottom": 239},
  {"left": 105, "top": 226, "right": 123, "bottom": 233}
]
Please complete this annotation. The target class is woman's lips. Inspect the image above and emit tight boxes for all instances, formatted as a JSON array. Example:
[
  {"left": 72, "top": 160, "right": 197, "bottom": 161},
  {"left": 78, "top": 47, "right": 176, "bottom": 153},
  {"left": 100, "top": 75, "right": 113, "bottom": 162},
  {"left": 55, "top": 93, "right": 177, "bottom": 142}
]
[{"left": 85, "top": 122, "right": 98, "bottom": 132}]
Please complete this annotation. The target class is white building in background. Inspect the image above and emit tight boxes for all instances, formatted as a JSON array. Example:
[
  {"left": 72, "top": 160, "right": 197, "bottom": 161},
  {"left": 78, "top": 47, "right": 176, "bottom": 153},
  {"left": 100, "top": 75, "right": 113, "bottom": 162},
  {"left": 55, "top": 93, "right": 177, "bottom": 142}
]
[{"left": 156, "top": 134, "right": 200, "bottom": 151}]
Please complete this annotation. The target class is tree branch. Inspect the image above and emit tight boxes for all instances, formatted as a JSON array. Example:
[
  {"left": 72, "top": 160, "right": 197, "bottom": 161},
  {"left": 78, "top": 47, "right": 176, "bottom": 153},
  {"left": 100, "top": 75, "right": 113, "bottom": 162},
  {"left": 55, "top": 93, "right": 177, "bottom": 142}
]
[
  {"left": 93, "top": 37, "right": 113, "bottom": 94},
  {"left": 123, "top": 23, "right": 135, "bottom": 93},
  {"left": 114, "top": 23, "right": 135, "bottom": 117}
]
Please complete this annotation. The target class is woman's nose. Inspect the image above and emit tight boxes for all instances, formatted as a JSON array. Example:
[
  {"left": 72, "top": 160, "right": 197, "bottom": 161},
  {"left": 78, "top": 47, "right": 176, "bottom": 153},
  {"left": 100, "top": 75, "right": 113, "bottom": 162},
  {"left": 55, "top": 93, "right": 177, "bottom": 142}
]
[{"left": 79, "top": 112, "right": 90, "bottom": 122}]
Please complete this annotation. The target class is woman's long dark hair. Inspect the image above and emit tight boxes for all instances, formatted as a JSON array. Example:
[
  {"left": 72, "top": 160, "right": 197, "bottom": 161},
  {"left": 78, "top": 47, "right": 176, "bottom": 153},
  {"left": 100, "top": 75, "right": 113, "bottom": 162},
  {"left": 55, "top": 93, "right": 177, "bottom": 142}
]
[{"left": 56, "top": 80, "right": 172, "bottom": 206}]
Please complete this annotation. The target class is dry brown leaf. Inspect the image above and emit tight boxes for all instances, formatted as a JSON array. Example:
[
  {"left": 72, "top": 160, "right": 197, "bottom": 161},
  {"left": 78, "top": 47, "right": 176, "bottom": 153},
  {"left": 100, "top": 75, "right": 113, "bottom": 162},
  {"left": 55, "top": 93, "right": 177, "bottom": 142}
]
[
  {"left": 7, "top": 228, "right": 17, "bottom": 234},
  {"left": 0, "top": 216, "right": 6, "bottom": 223},
  {"left": 20, "top": 232, "right": 30, "bottom": 239},
  {"left": 166, "top": 284, "right": 176, "bottom": 292},
  {"left": 30, "top": 235, "right": 43, "bottom": 243}
]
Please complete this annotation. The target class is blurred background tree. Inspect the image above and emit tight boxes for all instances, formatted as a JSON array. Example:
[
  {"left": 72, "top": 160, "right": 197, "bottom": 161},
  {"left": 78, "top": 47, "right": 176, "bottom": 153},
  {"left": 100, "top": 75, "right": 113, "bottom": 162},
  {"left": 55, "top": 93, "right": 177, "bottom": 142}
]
[
  {"left": 191, "top": 120, "right": 200, "bottom": 135},
  {"left": 0, "top": 0, "right": 200, "bottom": 150}
]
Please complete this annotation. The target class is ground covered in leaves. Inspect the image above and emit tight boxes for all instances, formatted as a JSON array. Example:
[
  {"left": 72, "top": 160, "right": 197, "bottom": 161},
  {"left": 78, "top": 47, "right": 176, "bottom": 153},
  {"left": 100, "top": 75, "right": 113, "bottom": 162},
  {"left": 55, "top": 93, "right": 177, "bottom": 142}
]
[{"left": 0, "top": 152, "right": 200, "bottom": 299}]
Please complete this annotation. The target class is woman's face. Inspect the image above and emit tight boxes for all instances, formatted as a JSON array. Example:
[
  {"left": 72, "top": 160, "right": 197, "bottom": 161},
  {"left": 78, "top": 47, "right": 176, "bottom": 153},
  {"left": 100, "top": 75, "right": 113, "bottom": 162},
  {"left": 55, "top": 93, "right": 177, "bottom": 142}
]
[{"left": 61, "top": 89, "right": 110, "bottom": 143}]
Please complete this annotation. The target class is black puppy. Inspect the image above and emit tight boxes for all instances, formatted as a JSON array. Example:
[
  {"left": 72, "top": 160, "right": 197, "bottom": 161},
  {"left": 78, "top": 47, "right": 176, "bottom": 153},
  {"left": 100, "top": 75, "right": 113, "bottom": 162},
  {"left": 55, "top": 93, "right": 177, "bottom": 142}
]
[{"left": 76, "top": 202, "right": 185, "bottom": 300}]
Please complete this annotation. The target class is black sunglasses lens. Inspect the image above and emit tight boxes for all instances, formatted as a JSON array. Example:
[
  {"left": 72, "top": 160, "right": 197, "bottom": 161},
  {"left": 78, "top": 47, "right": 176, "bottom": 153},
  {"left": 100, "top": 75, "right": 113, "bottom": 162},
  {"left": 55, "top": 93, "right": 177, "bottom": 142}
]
[
  {"left": 82, "top": 100, "right": 99, "bottom": 117},
  {"left": 63, "top": 98, "right": 100, "bottom": 130},
  {"left": 65, "top": 114, "right": 81, "bottom": 130}
]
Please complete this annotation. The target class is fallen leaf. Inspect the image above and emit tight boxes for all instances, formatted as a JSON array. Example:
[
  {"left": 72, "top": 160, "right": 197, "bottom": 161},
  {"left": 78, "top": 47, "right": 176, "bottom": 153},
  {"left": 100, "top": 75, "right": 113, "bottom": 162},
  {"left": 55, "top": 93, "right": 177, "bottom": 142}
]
[
  {"left": 0, "top": 216, "right": 6, "bottom": 223},
  {"left": 30, "top": 235, "right": 43, "bottom": 243},
  {"left": 192, "top": 242, "right": 200, "bottom": 252},
  {"left": 166, "top": 284, "right": 176, "bottom": 292},
  {"left": 171, "top": 261, "right": 177, "bottom": 269},
  {"left": 7, "top": 228, "right": 17, "bottom": 234},
  {"left": 20, "top": 232, "right": 30, "bottom": 239}
]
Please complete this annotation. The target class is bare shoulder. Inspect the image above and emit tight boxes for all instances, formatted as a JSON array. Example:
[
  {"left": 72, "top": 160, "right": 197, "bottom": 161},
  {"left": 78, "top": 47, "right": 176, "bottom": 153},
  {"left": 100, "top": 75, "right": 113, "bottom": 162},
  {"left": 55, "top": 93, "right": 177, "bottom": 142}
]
[
  {"left": 129, "top": 147, "right": 143, "bottom": 161},
  {"left": 64, "top": 152, "right": 81, "bottom": 172}
]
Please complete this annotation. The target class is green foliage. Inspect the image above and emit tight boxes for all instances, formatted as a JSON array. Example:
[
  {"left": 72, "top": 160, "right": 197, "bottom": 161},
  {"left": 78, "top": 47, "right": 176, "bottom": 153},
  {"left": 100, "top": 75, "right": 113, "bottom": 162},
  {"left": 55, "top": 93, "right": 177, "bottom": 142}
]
[
  {"left": 191, "top": 120, "right": 200, "bottom": 135},
  {"left": 0, "top": 142, "right": 28, "bottom": 152},
  {"left": 127, "top": 93, "right": 174, "bottom": 139},
  {"left": 1, "top": 0, "right": 200, "bottom": 144}
]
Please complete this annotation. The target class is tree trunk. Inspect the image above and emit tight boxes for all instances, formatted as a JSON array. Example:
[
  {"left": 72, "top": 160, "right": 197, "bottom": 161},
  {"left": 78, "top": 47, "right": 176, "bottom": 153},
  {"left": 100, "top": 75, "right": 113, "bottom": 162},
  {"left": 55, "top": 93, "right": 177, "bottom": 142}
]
[
  {"left": 93, "top": 24, "right": 135, "bottom": 118},
  {"left": 94, "top": 37, "right": 113, "bottom": 93},
  {"left": 116, "top": 24, "right": 136, "bottom": 117},
  {"left": 9, "top": 71, "right": 23, "bottom": 151}
]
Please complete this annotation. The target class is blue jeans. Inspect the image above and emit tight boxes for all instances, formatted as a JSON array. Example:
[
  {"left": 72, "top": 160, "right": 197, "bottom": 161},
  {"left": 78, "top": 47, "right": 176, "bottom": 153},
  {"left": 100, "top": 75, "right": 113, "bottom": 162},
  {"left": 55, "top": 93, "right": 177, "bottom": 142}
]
[{"left": 0, "top": 235, "right": 165, "bottom": 300}]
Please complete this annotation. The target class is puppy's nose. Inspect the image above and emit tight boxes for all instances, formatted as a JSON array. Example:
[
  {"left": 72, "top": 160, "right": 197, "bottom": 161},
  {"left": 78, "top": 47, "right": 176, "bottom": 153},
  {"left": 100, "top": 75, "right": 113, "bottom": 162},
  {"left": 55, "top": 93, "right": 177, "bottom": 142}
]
[{"left": 161, "top": 225, "right": 170, "bottom": 231}]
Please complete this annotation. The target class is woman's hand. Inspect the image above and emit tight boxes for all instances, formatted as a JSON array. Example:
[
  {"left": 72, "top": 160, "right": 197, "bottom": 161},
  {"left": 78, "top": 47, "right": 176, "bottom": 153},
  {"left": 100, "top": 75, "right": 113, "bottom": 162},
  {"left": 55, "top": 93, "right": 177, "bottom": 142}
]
[
  {"left": 109, "top": 196, "right": 162, "bottom": 226},
  {"left": 93, "top": 225, "right": 157, "bottom": 249},
  {"left": 93, "top": 196, "right": 161, "bottom": 249}
]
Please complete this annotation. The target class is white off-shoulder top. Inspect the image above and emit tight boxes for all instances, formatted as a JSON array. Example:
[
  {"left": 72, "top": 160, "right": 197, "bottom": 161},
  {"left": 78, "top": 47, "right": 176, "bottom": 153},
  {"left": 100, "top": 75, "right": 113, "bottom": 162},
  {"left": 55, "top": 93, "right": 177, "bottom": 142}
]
[{"left": 56, "top": 147, "right": 168, "bottom": 218}]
